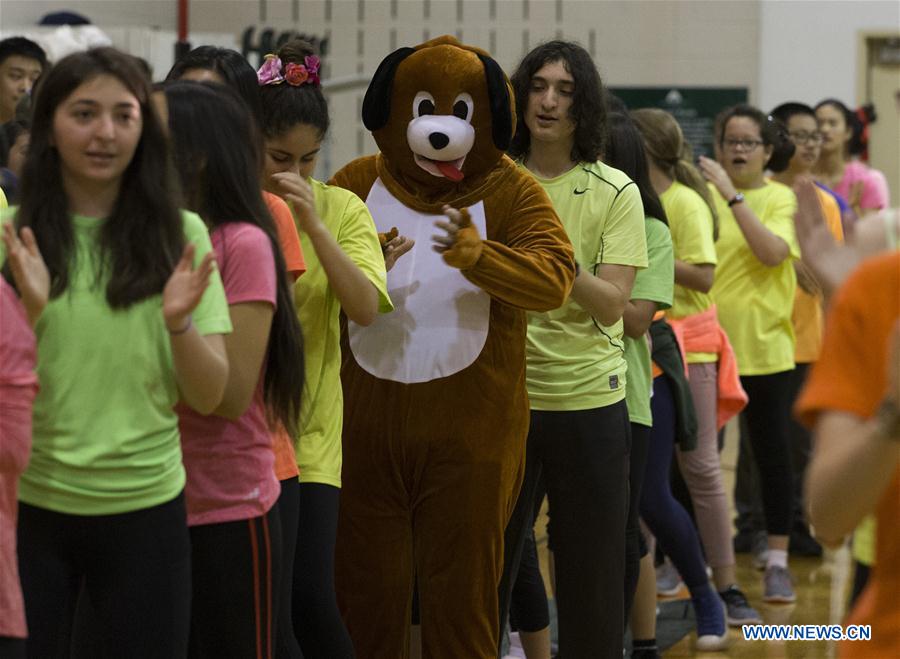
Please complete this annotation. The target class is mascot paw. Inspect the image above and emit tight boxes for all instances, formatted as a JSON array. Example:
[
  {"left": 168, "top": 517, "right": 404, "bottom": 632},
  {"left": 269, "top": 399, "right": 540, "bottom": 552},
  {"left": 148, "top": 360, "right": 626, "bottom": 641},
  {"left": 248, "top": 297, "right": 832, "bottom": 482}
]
[
  {"left": 441, "top": 207, "right": 483, "bottom": 270},
  {"left": 379, "top": 226, "right": 399, "bottom": 248}
]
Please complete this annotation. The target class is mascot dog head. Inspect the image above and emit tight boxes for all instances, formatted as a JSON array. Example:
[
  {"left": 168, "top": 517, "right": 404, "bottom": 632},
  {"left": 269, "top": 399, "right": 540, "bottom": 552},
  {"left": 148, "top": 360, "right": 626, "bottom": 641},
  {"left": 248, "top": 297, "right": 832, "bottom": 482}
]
[{"left": 362, "top": 36, "right": 515, "bottom": 192}]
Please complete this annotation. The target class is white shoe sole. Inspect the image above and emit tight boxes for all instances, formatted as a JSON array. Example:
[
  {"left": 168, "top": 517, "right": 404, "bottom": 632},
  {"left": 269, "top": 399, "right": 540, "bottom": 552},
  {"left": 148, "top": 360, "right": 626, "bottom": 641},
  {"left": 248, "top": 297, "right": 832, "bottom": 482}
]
[{"left": 696, "top": 633, "right": 730, "bottom": 652}]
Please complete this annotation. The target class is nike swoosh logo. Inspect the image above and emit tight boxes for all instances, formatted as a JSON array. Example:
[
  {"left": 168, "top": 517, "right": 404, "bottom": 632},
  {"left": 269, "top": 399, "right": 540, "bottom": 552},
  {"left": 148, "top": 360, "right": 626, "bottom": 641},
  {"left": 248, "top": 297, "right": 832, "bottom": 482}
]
[{"left": 574, "top": 188, "right": 589, "bottom": 195}]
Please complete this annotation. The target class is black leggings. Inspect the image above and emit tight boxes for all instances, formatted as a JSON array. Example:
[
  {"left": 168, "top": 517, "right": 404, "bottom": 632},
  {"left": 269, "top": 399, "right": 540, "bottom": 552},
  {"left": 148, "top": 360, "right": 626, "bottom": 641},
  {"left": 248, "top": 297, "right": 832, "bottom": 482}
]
[
  {"left": 292, "top": 483, "right": 354, "bottom": 659},
  {"left": 740, "top": 371, "right": 795, "bottom": 536},
  {"left": 624, "top": 422, "right": 651, "bottom": 620},
  {"left": 17, "top": 494, "right": 192, "bottom": 659},
  {"left": 0, "top": 638, "right": 25, "bottom": 659},
  {"left": 189, "top": 505, "right": 282, "bottom": 659},
  {"left": 500, "top": 403, "right": 630, "bottom": 659},
  {"left": 275, "top": 478, "right": 302, "bottom": 659}
]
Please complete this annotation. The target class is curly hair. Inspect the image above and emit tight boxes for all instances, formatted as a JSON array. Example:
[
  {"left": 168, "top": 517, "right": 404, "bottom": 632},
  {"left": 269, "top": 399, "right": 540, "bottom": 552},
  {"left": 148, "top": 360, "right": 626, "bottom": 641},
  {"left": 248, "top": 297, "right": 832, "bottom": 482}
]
[{"left": 508, "top": 40, "right": 605, "bottom": 164}]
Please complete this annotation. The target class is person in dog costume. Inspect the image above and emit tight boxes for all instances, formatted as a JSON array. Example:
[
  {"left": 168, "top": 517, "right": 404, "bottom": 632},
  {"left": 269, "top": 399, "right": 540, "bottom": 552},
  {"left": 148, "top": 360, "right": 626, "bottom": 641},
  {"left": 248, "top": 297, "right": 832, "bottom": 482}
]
[{"left": 329, "top": 36, "right": 576, "bottom": 658}]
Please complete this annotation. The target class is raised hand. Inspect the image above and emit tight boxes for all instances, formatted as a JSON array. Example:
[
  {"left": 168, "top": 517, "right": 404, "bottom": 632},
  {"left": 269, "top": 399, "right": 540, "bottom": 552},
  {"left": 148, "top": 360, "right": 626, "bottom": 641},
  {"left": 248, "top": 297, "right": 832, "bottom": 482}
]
[
  {"left": 270, "top": 172, "right": 322, "bottom": 235},
  {"left": 698, "top": 155, "right": 737, "bottom": 201},
  {"left": 2, "top": 222, "right": 50, "bottom": 327},
  {"left": 383, "top": 234, "right": 415, "bottom": 272},
  {"left": 793, "top": 177, "right": 854, "bottom": 296},
  {"left": 162, "top": 243, "right": 216, "bottom": 333}
]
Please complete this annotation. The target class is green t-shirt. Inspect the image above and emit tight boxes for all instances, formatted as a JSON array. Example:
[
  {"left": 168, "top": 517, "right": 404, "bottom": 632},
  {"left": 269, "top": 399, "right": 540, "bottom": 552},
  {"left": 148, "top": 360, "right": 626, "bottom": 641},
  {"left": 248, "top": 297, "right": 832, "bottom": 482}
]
[
  {"left": 294, "top": 178, "right": 392, "bottom": 488},
  {"left": 1, "top": 208, "right": 232, "bottom": 515},
  {"left": 524, "top": 161, "right": 648, "bottom": 411},
  {"left": 660, "top": 180, "right": 718, "bottom": 363},
  {"left": 709, "top": 180, "right": 799, "bottom": 375},
  {"left": 624, "top": 217, "right": 673, "bottom": 426}
]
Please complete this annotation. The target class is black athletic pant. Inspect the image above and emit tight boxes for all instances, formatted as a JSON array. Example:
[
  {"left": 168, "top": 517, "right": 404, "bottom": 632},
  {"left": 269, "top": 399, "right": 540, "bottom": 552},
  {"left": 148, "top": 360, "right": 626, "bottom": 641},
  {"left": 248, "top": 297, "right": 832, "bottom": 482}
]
[
  {"left": 0, "top": 638, "right": 25, "bottom": 659},
  {"left": 275, "top": 478, "right": 303, "bottom": 659},
  {"left": 292, "top": 483, "right": 354, "bottom": 659},
  {"left": 17, "top": 494, "right": 192, "bottom": 659},
  {"left": 739, "top": 371, "right": 795, "bottom": 536},
  {"left": 189, "top": 505, "right": 282, "bottom": 659},
  {"left": 500, "top": 403, "right": 630, "bottom": 659},
  {"left": 624, "top": 422, "right": 651, "bottom": 620}
]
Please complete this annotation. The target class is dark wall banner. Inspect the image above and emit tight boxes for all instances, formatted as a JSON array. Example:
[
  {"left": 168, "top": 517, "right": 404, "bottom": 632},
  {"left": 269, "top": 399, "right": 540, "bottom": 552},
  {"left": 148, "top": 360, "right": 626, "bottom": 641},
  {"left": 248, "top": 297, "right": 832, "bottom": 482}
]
[{"left": 610, "top": 87, "right": 748, "bottom": 159}]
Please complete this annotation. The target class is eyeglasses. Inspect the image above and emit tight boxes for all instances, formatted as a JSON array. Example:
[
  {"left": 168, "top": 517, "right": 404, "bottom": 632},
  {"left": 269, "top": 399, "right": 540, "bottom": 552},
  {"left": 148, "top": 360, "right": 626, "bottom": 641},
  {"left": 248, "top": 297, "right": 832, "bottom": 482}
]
[
  {"left": 722, "top": 138, "right": 764, "bottom": 151},
  {"left": 788, "top": 130, "right": 825, "bottom": 145}
]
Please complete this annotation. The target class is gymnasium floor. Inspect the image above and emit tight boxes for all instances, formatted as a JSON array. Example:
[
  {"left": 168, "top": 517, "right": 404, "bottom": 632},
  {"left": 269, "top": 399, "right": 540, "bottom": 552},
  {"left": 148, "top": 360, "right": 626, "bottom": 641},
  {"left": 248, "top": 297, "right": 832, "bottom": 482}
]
[{"left": 532, "top": 420, "right": 849, "bottom": 658}]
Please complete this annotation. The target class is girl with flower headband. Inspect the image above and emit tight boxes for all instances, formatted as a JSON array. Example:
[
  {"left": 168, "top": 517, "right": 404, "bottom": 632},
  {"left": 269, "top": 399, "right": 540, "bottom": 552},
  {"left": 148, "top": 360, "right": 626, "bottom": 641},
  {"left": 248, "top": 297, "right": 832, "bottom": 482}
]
[
  {"left": 257, "top": 39, "right": 402, "bottom": 659},
  {"left": 165, "top": 46, "right": 308, "bottom": 657}
]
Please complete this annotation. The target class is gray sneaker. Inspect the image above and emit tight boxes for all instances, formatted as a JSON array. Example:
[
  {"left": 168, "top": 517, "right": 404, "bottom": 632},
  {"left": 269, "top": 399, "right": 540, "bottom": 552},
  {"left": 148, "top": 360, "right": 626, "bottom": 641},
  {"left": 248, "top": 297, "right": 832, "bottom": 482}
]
[
  {"left": 656, "top": 559, "right": 683, "bottom": 596},
  {"left": 763, "top": 566, "right": 796, "bottom": 603},
  {"left": 719, "top": 585, "right": 763, "bottom": 626}
]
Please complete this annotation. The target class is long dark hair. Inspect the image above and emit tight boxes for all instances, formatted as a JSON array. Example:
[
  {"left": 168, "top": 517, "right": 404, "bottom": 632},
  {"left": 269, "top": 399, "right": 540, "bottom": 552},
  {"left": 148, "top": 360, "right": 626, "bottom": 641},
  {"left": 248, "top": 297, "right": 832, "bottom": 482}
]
[
  {"left": 3, "top": 47, "right": 183, "bottom": 307},
  {"left": 508, "top": 40, "right": 605, "bottom": 164},
  {"left": 714, "top": 103, "right": 795, "bottom": 174},
  {"left": 259, "top": 40, "right": 329, "bottom": 139},
  {"left": 165, "top": 81, "right": 304, "bottom": 437},
  {"left": 603, "top": 113, "right": 668, "bottom": 225},
  {"left": 166, "top": 46, "right": 264, "bottom": 130}
]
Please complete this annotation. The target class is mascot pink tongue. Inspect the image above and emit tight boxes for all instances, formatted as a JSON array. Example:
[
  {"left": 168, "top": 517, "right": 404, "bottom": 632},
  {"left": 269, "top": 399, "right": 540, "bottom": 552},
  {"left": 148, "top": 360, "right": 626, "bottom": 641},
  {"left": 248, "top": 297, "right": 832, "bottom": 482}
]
[{"left": 436, "top": 160, "right": 464, "bottom": 182}]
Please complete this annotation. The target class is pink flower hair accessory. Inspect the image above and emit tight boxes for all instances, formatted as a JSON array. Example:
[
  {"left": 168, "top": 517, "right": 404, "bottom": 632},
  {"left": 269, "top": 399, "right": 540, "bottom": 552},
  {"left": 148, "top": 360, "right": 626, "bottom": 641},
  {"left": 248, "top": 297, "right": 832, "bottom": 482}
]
[
  {"left": 257, "top": 53, "right": 322, "bottom": 87},
  {"left": 257, "top": 54, "right": 284, "bottom": 86}
]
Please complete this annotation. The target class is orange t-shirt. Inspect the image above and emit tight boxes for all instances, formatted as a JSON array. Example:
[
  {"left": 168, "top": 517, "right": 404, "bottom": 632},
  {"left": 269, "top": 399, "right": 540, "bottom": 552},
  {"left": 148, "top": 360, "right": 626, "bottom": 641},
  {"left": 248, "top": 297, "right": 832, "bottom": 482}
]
[
  {"left": 795, "top": 251, "right": 900, "bottom": 658},
  {"left": 263, "top": 191, "right": 306, "bottom": 281},
  {"left": 792, "top": 187, "right": 843, "bottom": 363},
  {"left": 263, "top": 191, "right": 304, "bottom": 480}
]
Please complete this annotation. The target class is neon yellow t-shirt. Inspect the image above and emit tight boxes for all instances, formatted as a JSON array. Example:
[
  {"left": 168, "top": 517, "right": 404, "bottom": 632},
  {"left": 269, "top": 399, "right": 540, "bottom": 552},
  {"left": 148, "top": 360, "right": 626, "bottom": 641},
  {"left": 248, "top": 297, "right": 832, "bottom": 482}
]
[
  {"left": 710, "top": 181, "right": 799, "bottom": 376},
  {"left": 524, "top": 161, "right": 648, "bottom": 411},
  {"left": 0, "top": 187, "right": 7, "bottom": 208},
  {"left": 660, "top": 181, "right": 718, "bottom": 363},
  {"left": 294, "top": 178, "right": 392, "bottom": 487},
  {"left": 1, "top": 208, "right": 232, "bottom": 515}
]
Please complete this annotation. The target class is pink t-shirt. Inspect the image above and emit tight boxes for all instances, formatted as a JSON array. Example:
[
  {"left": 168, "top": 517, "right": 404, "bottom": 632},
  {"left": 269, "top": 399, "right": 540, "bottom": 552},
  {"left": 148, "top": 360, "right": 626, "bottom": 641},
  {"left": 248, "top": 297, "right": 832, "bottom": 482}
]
[
  {"left": 0, "top": 279, "right": 38, "bottom": 639},
  {"left": 177, "top": 222, "right": 280, "bottom": 527},
  {"left": 834, "top": 160, "right": 890, "bottom": 212}
]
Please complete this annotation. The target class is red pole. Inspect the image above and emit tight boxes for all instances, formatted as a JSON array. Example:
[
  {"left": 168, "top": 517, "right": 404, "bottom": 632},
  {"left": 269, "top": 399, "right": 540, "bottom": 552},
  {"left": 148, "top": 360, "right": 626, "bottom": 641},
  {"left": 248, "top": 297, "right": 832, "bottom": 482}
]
[
  {"left": 175, "top": 0, "right": 190, "bottom": 62},
  {"left": 178, "top": 0, "right": 188, "bottom": 42}
]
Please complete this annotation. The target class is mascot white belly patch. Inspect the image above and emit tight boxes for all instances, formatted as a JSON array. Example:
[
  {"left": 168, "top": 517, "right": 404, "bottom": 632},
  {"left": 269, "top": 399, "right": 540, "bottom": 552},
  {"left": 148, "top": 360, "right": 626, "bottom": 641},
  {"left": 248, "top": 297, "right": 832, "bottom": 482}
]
[{"left": 348, "top": 178, "right": 490, "bottom": 384}]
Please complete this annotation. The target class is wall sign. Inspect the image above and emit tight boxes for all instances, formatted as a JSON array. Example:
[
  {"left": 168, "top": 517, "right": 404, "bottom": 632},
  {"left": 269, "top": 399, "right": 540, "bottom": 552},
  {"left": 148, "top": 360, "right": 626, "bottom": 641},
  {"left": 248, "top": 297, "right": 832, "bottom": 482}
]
[{"left": 610, "top": 87, "right": 749, "bottom": 159}]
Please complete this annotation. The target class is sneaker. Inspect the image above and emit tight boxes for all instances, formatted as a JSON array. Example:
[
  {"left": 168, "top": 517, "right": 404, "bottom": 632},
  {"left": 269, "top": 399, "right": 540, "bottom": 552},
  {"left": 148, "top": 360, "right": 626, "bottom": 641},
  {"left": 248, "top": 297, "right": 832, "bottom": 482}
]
[
  {"left": 656, "top": 559, "right": 684, "bottom": 596},
  {"left": 631, "top": 648, "right": 661, "bottom": 659},
  {"left": 692, "top": 585, "right": 730, "bottom": 651},
  {"left": 719, "top": 585, "right": 763, "bottom": 626},
  {"left": 763, "top": 566, "right": 797, "bottom": 603},
  {"left": 751, "top": 532, "right": 769, "bottom": 571}
]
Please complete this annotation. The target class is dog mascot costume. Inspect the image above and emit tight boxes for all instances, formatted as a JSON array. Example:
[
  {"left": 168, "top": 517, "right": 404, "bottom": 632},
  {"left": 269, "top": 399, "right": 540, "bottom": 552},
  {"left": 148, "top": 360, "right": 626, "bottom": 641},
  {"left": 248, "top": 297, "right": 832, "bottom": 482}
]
[{"left": 330, "top": 36, "right": 575, "bottom": 658}]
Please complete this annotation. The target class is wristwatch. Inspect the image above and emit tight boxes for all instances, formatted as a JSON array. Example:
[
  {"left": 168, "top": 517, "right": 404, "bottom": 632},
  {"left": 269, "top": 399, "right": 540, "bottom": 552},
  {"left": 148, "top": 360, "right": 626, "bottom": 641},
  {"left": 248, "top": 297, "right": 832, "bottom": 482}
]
[
  {"left": 875, "top": 398, "right": 900, "bottom": 440},
  {"left": 728, "top": 192, "right": 745, "bottom": 207}
]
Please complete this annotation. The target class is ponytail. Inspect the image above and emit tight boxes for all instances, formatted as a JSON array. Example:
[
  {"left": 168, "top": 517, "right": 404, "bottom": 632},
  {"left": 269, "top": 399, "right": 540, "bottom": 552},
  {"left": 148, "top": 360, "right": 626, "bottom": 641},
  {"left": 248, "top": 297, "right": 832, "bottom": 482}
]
[{"left": 631, "top": 108, "right": 719, "bottom": 240}]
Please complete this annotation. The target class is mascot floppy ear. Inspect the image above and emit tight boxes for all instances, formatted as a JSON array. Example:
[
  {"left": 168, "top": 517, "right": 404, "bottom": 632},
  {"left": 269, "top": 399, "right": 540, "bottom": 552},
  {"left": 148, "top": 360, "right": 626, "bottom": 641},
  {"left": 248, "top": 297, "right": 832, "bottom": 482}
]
[
  {"left": 362, "top": 47, "right": 415, "bottom": 131},
  {"left": 476, "top": 53, "right": 514, "bottom": 151}
]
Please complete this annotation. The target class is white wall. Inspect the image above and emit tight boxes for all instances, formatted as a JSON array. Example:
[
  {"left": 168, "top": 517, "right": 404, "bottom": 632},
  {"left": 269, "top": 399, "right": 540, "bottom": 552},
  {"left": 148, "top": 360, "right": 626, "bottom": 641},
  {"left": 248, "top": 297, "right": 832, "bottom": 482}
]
[
  {"left": 758, "top": 0, "right": 900, "bottom": 111},
  {"left": 2, "top": 0, "right": 896, "bottom": 178}
]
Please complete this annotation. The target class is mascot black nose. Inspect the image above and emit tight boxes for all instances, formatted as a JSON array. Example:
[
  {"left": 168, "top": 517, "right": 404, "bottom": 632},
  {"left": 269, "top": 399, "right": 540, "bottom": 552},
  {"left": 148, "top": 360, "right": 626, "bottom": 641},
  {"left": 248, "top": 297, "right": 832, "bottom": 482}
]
[{"left": 428, "top": 132, "right": 450, "bottom": 150}]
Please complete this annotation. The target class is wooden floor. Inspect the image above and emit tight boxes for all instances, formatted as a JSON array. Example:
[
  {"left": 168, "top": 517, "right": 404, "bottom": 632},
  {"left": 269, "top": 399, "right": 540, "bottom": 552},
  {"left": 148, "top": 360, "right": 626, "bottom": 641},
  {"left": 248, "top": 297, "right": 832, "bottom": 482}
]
[{"left": 533, "top": 419, "right": 848, "bottom": 658}]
